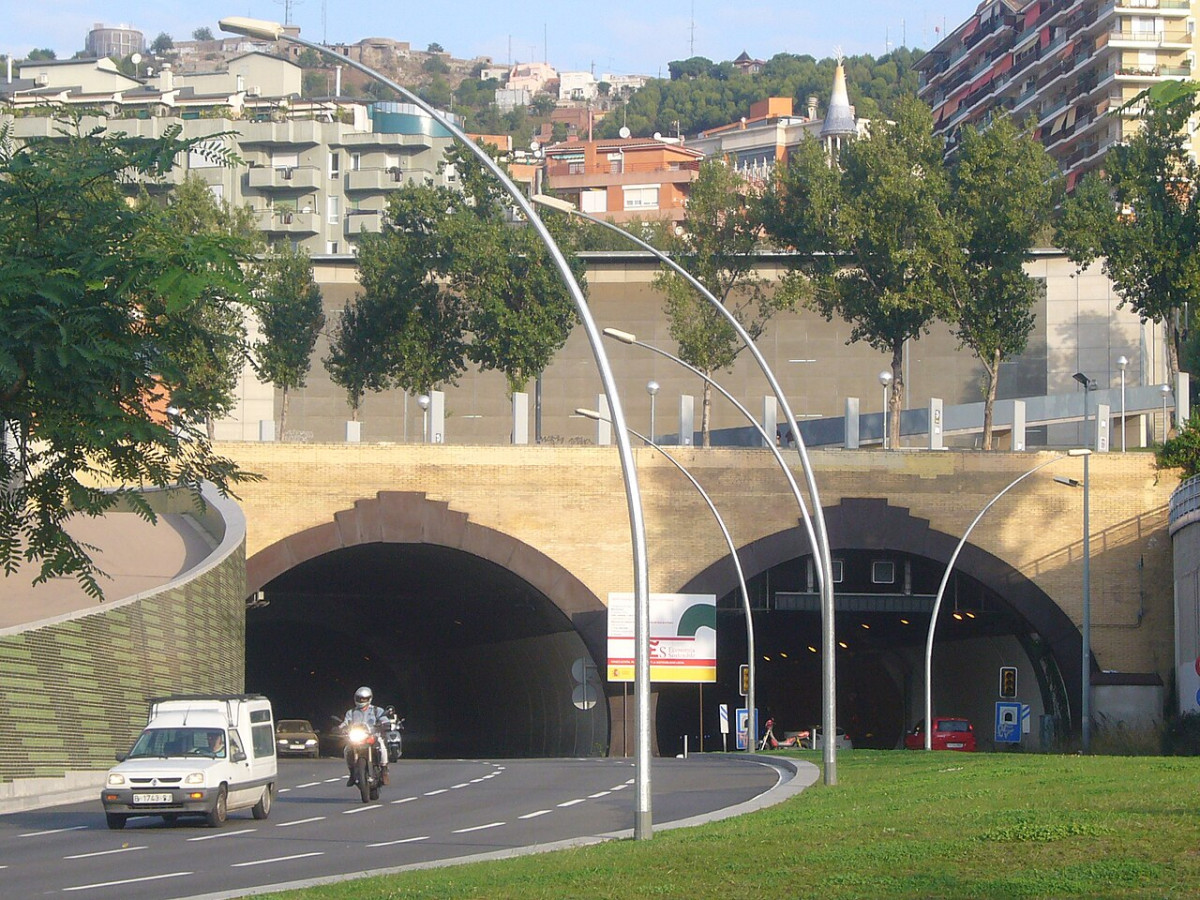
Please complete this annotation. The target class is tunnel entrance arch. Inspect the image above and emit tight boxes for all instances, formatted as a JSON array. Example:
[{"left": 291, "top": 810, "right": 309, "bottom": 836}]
[
  {"left": 244, "top": 491, "right": 611, "bottom": 758},
  {"left": 662, "top": 498, "right": 1084, "bottom": 751}
]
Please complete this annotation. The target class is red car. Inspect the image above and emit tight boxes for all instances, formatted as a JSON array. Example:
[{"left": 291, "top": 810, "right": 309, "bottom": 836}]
[{"left": 904, "top": 717, "right": 976, "bottom": 751}]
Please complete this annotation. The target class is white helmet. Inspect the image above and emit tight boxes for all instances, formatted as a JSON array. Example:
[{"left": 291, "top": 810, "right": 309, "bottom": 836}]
[{"left": 355, "top": 686, "right": 373, "bottom": 708}]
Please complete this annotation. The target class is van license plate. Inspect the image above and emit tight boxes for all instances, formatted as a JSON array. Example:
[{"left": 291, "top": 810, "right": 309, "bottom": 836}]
[
  {"left": 133, "top": 793, "right": 173, "bottom": 804},
  {"left": 947, "top": 742, "right": 964, "bottom": 749}
]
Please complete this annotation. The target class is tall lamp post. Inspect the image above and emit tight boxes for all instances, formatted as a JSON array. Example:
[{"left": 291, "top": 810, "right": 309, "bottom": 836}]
[
  {"left": 879, "top": 371, "right": 893, "bottom": 450},
  {"left": 416, "top": 394, "right": 431, "bottom": 443},
  {"left": 923, "top": 451, "right": 1089, "bottom": 749},
  {"left": 646, "top": 380, "right": 660, "bottom": 443},
  {"left": 533, "top": 194, "right": 839, "bottom": 784},
  {"left": 1054, "top": 449, "right": 1093, "bottom": 752},
  {"left": 578, "top": 408, "right": 756, "bottom": 754},
  {"left": 219, "top": 17, "right": 656, "bottom": 838},
  {"left": 1116, "top": 356, "right": 1128, "bottom": 453}
]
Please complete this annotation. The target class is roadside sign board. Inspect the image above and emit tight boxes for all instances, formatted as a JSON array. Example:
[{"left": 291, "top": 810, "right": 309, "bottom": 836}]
[
  {"left": 606, "top": 592, "right": 716, "bottom": 683},
  {"left": 736, "top": 708, "right": 758, "bottom": 750},
  {"left": 719, "top": 704, "right": 729, "bottom": 735},
  {"left": 995, "top": 701, "right": 1022, "bottom": 743}
]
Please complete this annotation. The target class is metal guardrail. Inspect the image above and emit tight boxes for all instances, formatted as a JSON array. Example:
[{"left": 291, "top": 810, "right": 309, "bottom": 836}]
[{"left": 1170, "top": 474, "right": 1200, "bottom": 533}]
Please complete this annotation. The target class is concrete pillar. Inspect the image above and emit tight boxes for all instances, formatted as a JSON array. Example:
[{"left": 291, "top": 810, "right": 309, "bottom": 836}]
[
  {"left": 596, "top": 394, "right": 612, "bottom": 446},
  {"left": 1095, "top": 403, "right": 1110, "bottom": 452},
  {"left": 929, "top": 398, "right": 944, "bottom": 450},
  {"left": 1011, "top": 400, "right": 1026, "bottom": 452},
  {"left": 512, "top": 391, "right": 529, "bottom": 445},
  {"left": 430, "top": 390, "right": 445, "bottom": 443},
  {"left": 1177, "top": 372, "right": 1190, "bottom": 425},
  {"left": 679, "top": 395, "right": 694, "bottom": 446},
  {"left": 345, "top": 421, "right": 361, "bottom": 443},
  {"left": 258, "top": 419, "right": 276, "bottom": 442},
  {"left": 763, "top": 396, "right": 778, "bottom": 448},
  {"left": 844, "top": 397, "right": 860, "bottom": 450}
]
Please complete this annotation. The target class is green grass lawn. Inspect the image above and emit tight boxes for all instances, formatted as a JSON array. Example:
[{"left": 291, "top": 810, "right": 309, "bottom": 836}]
[{"left": 266, "top": 750, "right": 1200, "bottom": 899}]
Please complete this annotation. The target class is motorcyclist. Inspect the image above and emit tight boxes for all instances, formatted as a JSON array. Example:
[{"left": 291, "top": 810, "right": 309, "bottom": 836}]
[{"left": 342, "top": 686, "right": 390, "bottom": 786}]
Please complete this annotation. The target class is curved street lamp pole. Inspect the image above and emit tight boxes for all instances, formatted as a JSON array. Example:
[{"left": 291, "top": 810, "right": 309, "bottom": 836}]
[
  {"left": 533, "top": 196, "right": 839, "bottom": 784},
  {"left": 578, "top": 408, "right": 756, "bottom": 753},
  {"left": 923, "top": 449, "right": 1090, "bottom": 749},
  {"left": 220, "top": 17, "right": 656, "bottom": 837}
]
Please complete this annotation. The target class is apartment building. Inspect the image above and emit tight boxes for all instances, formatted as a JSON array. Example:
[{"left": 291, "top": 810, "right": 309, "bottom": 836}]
[
  {"left": 916, "top": 0, "right": 1199, "bottom": 190},
  {"left": 1, "top": 55, "right": 459, "bottom": 255}
]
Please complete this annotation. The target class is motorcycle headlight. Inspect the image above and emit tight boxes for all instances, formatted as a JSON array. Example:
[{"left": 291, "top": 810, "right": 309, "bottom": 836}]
[
  {"left": 348, "top": 725, "right": 368, "bottom": 743},
  {"left": 184, "top": 772, "right": 205, "bottom": 785},
  {"left": 106, "top": 773, "right": 125, "bottom": 787}
]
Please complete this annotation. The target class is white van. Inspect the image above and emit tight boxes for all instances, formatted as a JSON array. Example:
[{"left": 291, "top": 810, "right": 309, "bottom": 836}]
[{"left": 101, "top": 694, "right": 277, "bottom": 829}]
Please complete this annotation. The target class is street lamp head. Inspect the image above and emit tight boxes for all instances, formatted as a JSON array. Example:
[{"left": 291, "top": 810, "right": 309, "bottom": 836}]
[
  {"left": 878, "top": 371, "right": 893, "bottom": 387},
  {"left": 1066, "top": 448, "right": 1092, "bottom": 457},
  {"left": 530, "top": 193, "right": 578, "bottom": 214},
  {"left": 1073, "top": 372, "right": 1093, "bottom": 389},
  {"left": 602, "top": 327, "right": 637, "bottom": 344},
  {"left": 646, "top": 380, "right": 660, "bottom": 397},
  {"left": 1116, "top": 356, "right": 1128, "bottom": 371},
  {"left": 575, "top": 407, "right": 604, "bottom": 422},
  {"left": 219, "top": 16, "right": 285, "bottom": 40},
  {"left": 1161, "top": 384, "right": 1172, "bottom": 397},
  {"left": 416, "top": 394, "right": 431, "bottom": 411}
]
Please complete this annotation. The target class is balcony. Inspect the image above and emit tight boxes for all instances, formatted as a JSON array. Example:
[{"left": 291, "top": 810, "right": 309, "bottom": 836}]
[
  {"left": 345, "top": 211, "right": 384, "bottom": 235},
  {"left": 253, "top": 208, "right": 321, "bottom": 234},
  {"left": 247, "top": 165, "right": 322, "bottom": 191},
  {"left": 344, "top": 167, "right": 406, "bottom": 192},
  {"left": 1107, "top": 27, "right": 1193, "bottom": 47}
]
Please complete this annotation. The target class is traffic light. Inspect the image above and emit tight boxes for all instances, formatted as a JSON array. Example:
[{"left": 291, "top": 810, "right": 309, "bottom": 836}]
[
  {"left": 739, "top": 664, "right": 749, "bottom": 697},
  {"left": 999, "top": 666, "right": 1018, "bottom": 699}
]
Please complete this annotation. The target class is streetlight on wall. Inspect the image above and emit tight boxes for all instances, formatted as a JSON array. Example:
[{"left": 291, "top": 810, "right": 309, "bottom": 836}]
[
  {"left": 1116, "top": 356, "right": 1128, "bottom": 453},
  {"left": 1054, "top": 447, "right": 1093, "bottom": 752},
  {"left": 878, "top": 371, "right": 893, "bottom": 450},
  {"left": 1161, "top": 384, "right": 1173, "bottom": 443},
  {"left": 923, "top": 451, "right": 1088, "bottom": 750},
  {"left": 532, "top": 194, "right": 840, "bottom": 785},
  {"left": 578, "top": 407, "right": 756, "bottom": 754},
  {"left": 646, "top": 380, "right": 660, "bottom": 443},
  {"left": 219, "top": 16, "right": 656, "bottom": 838},
  {"left": 416, "top": 394, "right": 431, "bottom": 443}
]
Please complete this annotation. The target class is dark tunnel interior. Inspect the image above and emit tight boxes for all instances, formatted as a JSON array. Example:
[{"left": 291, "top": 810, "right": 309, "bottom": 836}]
[{"left": 245, "top": 543, "right": 608, "bottom": 758}]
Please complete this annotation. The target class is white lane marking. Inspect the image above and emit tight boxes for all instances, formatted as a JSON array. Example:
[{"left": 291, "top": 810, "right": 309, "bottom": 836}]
[
  {"left": 424, "top": 788, "right": 448, "bottom": 796},
  {"left": 275, "top": 816, "right": 326, "bottom": 827},
  {"left": 557, "top": 799, "right": 586, "bottom": 808},
  {"left": 277, "top": 788, "right": 291, "bottom": 793},
  {"left": 232, "top": 852, "right": 324, "bottom": 868},
  {"left": 63, "top": 872, "right": 193, "bottom": 892},
  {"left": 20, "top": 825, "right": 89, "bottom": 837},
  {"left": 469, "top": 778, "right": 485, "bottom": 783},
  {"left": 187, "top": 828, "right": 256, "bottom": 842},
  {"left": 589, "top": 791, "right": 612, "bottom": 798},
  {"left": 612, "top": 783, "right": 629, "bottom": 790},
  {"left": 342, "top": 804, "right": 382, "bottom": 815},
  {"left": 323, "top": 777, "right": 343, "bottom": 784},
  {"left": 64, "top": 845, "right": 147, "bottom": 859},
  {"left": 391, "top": 796, "right": 417, "bottom": 805},
  {"left": 369, "top": 835, "right": 429, "bottom": 847},
  {"left": 296, "top": 781, "right": 324, "bottom": 788},
  {"left": 518, "top": 810, "right": 551, "bottom": 819},
  {"left": 450, "top": 783, "right": 470, "bottom": 789},
  {"left": 453, "top": 821, "right": 505, "bottom": 833}
]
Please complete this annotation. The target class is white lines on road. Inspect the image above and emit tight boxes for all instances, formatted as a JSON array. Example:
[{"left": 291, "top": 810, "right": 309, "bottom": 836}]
[
  {"left": 453, "top": 821, "right": 505, "bottom": 834},
  {"left": 232, "top": 852, "right": 324, "bottom": 868},
  {"left": 296, "top": 781, "right": 326, "bottom": 788},
  {"left": 323, "top": 777, "right": 344, "bottom": 783},
  {"left": 556, "top": 798, "right": 586, "bottom": 808},
  {"left": 518, "top": 810, "right": 551, "bottom": 819},
  {"left": 64, "top": 845, "right": 146, "bottom": 859},
  {"left": 450, "top": 782, "right": 470, "bottom": 789},
  {"left": 341, "top": 804, "right": 382, "bottom": 815},
  {"left": 469, "top": 777, "right": 485, "bottom": 783},
  {"left": 368, "top": 835, "right": 429, "bottom": 847},
  {"left": 20, "top": 825, "right": 89, "bottom": 837},
  {"left": 188, "top": 828, "right": 257, "bottom": 842},
  {"left": 275, "top": 816, "right": 326, "bottom": 827},
  {"left": 391, "top": 796, "right": 417, "bottom": 805},
  {"left": 63, "top": 872, "right": 193, "bottom": 892},
  {"left": 588, "top": 791, "right": 612, "bottom": 798},
  {"left": 424, "top": 788, "right": 448, "bottom": 796}
]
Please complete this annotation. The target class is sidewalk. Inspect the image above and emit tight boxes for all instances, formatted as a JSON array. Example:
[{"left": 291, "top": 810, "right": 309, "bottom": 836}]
[{"left": 0, "top": 771, "right": 108, "bottom": 815}]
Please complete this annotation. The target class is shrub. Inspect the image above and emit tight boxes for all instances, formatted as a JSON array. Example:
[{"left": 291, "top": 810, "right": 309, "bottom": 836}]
[
  {"left": 1160, "top": 710, "right": 1200, "bottom": 755},
  {"left": 1156, "top": 413, "right": 1200, "bottom": 477}
]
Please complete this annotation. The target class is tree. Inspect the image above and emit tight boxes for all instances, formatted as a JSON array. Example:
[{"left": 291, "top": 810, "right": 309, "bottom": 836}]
[
  {"left": 0, "top": 121, "right": 258, "bottom": 598},
  {"left": 150, "top": 33, "right": 174, "bottom": 54},
  {"left": 654, "top": 160, "right": 794, "bottom": 445},
  {"left": 26, "top": 48, "right": 56, "bottom": 61},
  {"left": 192, "top": 27, "right": 214, "bottom": 42},
  {"left": 1056, "top": 89, "right": 1200, "bottom": 385},
  {"left": 254, "top": 246, "right": 326, "bottom": 439},
  {"left": 948, "top": 115, "right": 1062, "bottom": 449},
  {"left": 160, "top": 176, "right": 264, "bottom": 439},
  {"left": 762, "top": 97, "right": 961, "bottom": 448},
  {"left": 427, "top": 43, "right": 444, "bottom": 54}
]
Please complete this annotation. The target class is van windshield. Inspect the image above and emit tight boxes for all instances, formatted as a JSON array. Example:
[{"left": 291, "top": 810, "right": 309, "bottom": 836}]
[{"left": 128, "top": 728, "right": 227, "bottom": 759}]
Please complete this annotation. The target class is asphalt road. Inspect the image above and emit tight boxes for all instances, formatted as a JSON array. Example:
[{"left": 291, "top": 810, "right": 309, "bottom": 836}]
[{"left": 0, "top": 754, "right": 809, "bottom": 900}]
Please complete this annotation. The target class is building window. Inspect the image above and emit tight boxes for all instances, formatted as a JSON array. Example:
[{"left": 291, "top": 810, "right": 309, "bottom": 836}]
[
  {"left": 581, "top": 189, "right": 606, "bottom": 213},
  {"left": 350, "top": 152, "right": 362, "bottom": 171},
  {"left": 831, "top": 559, "right": 844, "bottom": 584},
  {"left": 329, "top": 152, "right": 340, "bottom": 178},
  {"left": 326, "top": 241, "right": 340, "bottom": 254},
  {"left": 872, "top": 560, "right": 895, "bottom": 585},
  {"left": 327, "top": 196, "right": 340, "bottom": 225},
  {"left": 623, "top": 185, "right": 659, "bottom": 210}
]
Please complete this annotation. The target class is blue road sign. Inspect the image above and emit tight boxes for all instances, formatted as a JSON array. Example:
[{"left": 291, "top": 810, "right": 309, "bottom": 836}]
[
  {"left": 735, "top": 708, "right": 758, "bottom": 750},
  {"left": 995, "top": 701, "right": 1022, "bottom": 743}
]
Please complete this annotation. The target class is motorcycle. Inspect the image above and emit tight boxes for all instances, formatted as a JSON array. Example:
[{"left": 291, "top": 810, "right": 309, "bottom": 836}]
[
  {"left": 341, "top": 720, "right": 383, "bottom": 804},
  {"left": 383, "top": 707, "right": 404, "bottom": 763}
]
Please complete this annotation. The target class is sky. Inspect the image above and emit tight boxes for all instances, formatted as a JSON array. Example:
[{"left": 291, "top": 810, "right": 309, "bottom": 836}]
[{"left": 7, "top": 1, "right": 986, "bottom": 79}]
